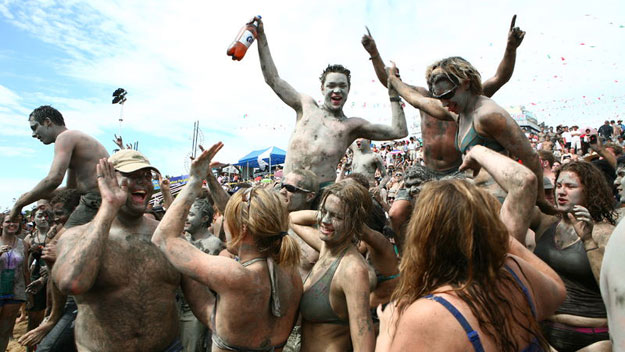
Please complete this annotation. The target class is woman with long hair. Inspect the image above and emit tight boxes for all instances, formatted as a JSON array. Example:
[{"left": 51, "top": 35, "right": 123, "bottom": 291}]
[
  {"left": 289, "top": 181, "right": 376, "bottom": 352},
  {"left": 376, "top": 145, "right": 566, "bottom": 351},
  {"left": 153, "top": 142, "right": 302, "bottom": 352},
  {"left": 531, "top": 160, "right": 616, "bottom": 351},
  {"left": 0, "top": 212, "right": 29, "bottom": 351}
]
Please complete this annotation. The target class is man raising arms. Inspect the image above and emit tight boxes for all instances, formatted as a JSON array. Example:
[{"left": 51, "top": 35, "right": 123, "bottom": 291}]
[
  {"left": 349, "top": 138, "right": 389, "bottom": 188},
  {"left": 256, "top": 17, "right": 408, "bottom": 187},
  {"left": 52, "top": 151, "right": 182, "bottom": 351},
  {"left": 10, "top": 106, "right": 109, "bottom": 228}
]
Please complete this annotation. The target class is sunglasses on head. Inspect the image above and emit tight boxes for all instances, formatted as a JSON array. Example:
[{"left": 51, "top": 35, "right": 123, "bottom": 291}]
[
  {"left": 280, "top": 183, "right": 312, "bottom": 194},
  {"left": 428, "top": 72, "right": 460, "bottom": 100}
]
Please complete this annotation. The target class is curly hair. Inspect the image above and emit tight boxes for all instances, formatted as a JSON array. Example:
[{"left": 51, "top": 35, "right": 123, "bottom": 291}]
[
  {"left": 392, "top": 179, "right": 549, "bottom": 351},
  {"left": 425, "top": 56, "right": 483, "bottom": 96},
  {"left": 29, "top": 105, "right": 65, "bottom": 126},
  {"left": 50, "top": 189, "right": 81, "bottom": 216},
  {"left": 319, "top": 64, "right": 351, "bottom": 88},
  {"left": 556, "top": 161, "right": 617, "bottom": 224}
]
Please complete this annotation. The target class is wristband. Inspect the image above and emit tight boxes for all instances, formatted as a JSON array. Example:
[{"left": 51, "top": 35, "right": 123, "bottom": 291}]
[
  {"left": 585, "top": 246, "right": 599, "bottom": 251},
  {"left": 389, "top": 96, "right": 401, "bottom": 102}
]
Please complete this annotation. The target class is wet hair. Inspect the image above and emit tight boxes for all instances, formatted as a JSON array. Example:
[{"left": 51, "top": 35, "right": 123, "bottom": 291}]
[
  {"left": 319, "top": 64, "right": 351, "bottom": 88},
  {"left": 537, "top": 150, "right": 556, "bottom": 168},
  {"left": 556, "top": 161, "right": 616, "bottom": 224},
  {"left": 393, "top": 179, "right": 549, "bottom": 351},
  {"left": 225, "top": 187, "right": 300, "bottom": 267},
  {"left": 50, "top": 189, "right": 81, "bottom": 217},
  {"left": 192, "top": 196, "right": 215, "bottom": 228},
  {"left": 425, "top": 57, "right": 483, "bottom": 95},
  {"left": 341, "top": 174, "right": 387, "bottom": 233},
  {"left": 318, "top": 181, "right": 371, "bottom": 241},
  {"left": 290, "top": 169, "right": 319, "bottom": 194},
  {"left": 345, "top": 172, "right": 370, "bottom": 189},
  {"left": 29, "top": 105, "right": 65, "bottom": 126}
]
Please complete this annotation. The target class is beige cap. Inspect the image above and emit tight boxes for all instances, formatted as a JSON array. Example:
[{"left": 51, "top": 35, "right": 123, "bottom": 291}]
[{"left": 108, "top": 150, "right": 159, "bottom": 174}]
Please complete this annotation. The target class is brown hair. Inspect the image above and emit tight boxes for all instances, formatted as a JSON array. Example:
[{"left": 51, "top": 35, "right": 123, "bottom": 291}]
[
  {"left": 538, "top": 150, "right": 556, "bottom": 168},
  {"left": 392, "top": 179, "right": 548, "bottom": 351},
  {"left": 426, "top": 57, "right": 483, "bottom": 95},
  {"left": 225, "top": 187, "right": 300, "bottom": 267},
  {"left": 556, "top": 161, "right": 617, "bottom": 224},
  {"left": 317, "top": 181, "right": 371, "bottom": 242}
]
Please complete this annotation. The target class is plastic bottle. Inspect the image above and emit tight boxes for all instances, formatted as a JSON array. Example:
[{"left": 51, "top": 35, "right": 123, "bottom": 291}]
[{"left": 227, "top": 16, "right": 261, "bottom": 61}]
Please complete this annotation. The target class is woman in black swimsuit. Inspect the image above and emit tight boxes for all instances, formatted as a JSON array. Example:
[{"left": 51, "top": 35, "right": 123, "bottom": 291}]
[
  {"left": 153, "top": 143, "right": 303, "bottom": 352},
  {"left": 377, "top": 145, "right": 566, "bottom": 351},
  {"left": 531, "top": 161, "right": 616, "bottom": 351}
]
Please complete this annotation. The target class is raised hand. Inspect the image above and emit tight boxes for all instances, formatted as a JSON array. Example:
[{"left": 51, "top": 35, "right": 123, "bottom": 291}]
[
  {"left": 189, "top": 142, "right": 224, "bottom": 180},
  {"left": 567, "top": 205, "right": 594, "bottom": 241},
  {"left": 157, "top": 173, "right": 171, "bottom": 191},
  {"left": 458, "top": 147, "right": 482, "bottom": 177},
  {"left": 507, "top": 15, "right": 525, "bottom": 48},
  {"left": 250, "top": 16, "right": 263, "bottom": 33},
  {"left": 96, "top": 158, "right": 128, "bottom": 208},
  {"left": 361, "top": 26, "right": 378, "bottom": 54},
  {"left": 113, "top": 134, "right": 124, "bottom": 149}
]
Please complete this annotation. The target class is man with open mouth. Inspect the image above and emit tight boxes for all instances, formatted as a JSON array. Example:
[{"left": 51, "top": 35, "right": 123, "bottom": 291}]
[{"left": 254, "top": 16, "right": 408, "bottom": 191}]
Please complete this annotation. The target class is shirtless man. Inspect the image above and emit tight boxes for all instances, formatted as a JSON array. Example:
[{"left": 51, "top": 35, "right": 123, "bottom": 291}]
[
  {"left": 255, "top": 17, "right": 408, "bottom": 187},
  {"left": 601, "top": 194, "right": 625, "bottom": 351},
  {"left": 52, "top": 150, "right": 183, "bottom": 351},
  {"left": 349, "top": 139, "right": 389, "bottom": 188},
  {"left": 362, "top": 15, "right": 524, "bottom": 177},
  {"left": 10, "top": 106, "right": 109, "bottom": 228}
]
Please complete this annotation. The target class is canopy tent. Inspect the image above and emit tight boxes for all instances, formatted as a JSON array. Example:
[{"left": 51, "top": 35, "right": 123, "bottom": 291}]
[{"left": 234, "top": 146, "right": 286, "bottom": 169}]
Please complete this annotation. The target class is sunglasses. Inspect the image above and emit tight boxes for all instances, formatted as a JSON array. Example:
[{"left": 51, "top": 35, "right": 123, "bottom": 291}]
[
  {"left": 280, "top": 183, "right": 312, "bottom": 193},
  {"left": 428, "top": 72, "right": 459, "bottom": 100}
]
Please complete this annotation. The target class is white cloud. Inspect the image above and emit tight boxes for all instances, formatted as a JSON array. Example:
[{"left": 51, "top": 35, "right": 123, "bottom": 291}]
[{"left": 0, "top": 146, "right": 36, "bottom": 157}]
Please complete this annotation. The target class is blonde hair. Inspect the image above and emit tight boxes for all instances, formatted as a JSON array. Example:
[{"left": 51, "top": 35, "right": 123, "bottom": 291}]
[
  {"left": 426, "top": 56, "right": 483, "bottom": 95},
  {"left": 225, "top": 187, "right": 300, "bottom": 268}
]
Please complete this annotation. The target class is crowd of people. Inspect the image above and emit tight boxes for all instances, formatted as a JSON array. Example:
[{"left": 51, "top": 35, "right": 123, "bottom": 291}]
[{"left": 1, "top": 15, "right": 624, "bottom": 352}]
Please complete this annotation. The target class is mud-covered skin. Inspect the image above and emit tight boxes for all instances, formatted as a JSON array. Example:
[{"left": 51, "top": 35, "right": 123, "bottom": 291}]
[
  {"left": 419, "top": 110, "right": 462, "bottom": 171},
  {"left": 73, "top": 221, "right": 180, "bottom": 352}
]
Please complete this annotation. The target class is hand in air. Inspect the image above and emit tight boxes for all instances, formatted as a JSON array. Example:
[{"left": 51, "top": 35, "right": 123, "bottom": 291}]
[
  {"left": 113, "top": 134, "right": 124, "bottom": 149},
  {"left": 189, "top": 142, "right": 224, "bottom": 180},
  {"left": 567, "top": 205, "right": 594, "bottom": 242},
  {"left": 250, "top": 16, "right": 263, "bottom": 33},
  {"left": 157, "top": 173, "right": 170, "bottom": 191},
  {"left": 361, "top": 26, "right": 378, "bottom": 54},
  {"left": 507, "top": 15, "right": 526, "bottom": 48},
  {"left": 458, "top": 147, "right": 483, "bottom": 177},
  {"left": 96, "top": 158, "right": 128, "bottom": 208}
]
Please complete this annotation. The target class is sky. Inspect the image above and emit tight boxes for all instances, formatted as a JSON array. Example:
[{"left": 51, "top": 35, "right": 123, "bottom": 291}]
[{"left": 1, "top": 0, "right": 624, "bottom": 210}]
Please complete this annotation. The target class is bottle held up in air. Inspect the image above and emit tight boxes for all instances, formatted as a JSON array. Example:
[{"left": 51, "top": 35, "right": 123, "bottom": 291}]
[{"left": 227, "top": 16, "right": 261, "bottom": 61}]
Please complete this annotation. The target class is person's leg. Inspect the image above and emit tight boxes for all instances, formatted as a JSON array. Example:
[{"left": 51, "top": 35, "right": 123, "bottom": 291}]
[{"left": 0, "top": 302, "right": 22, "bottom": 351}]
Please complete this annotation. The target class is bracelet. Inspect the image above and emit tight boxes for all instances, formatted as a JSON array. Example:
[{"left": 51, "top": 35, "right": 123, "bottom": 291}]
[
  {"left": 585, "top": 246, "right": 600, "bottom": 251},
  {"left": 389, "top": 96, "right": 401, "bottom": 102}
]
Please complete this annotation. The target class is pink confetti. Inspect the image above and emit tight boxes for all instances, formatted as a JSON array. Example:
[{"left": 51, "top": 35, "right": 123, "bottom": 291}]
[
  {"left": 553, "top": 75, "right": 558, "bottom": 78},
  {"left": 531, "top": 102, "right": 537, "bottom": 105},
  {"left": 580, "top": 43, "right": 585, "bottom": 45},
  {"left": 583, "top": 96, "right": 586, "bottom": 98},
  {"left": 616, "top": 80, "right": 619, "bottom": 83},
  {"left": 561, "top": 57, "right": 566, "bottom": 61}
]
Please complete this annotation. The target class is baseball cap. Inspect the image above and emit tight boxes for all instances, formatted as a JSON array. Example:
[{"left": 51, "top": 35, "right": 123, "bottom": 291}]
[{"left": 108, "top": 150, "right": 160, "bottom": 174}]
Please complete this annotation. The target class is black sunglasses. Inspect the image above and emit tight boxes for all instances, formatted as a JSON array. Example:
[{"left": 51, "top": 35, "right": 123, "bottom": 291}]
[
  {"left": 280, "top": 183, "right": 312, "bottom": 193},
  {"left": 428, "top": 72, "right": 459, "bottom": 100}
]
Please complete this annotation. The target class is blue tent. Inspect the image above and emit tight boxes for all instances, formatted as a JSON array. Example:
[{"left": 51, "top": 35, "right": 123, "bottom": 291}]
[{"left": 234, "top": 146, "right": 287, "bottom": 169}]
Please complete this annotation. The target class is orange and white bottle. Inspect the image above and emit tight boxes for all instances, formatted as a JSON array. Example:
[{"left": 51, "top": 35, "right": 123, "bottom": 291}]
[{"left": 227, "top": 16, "right": 261, "bottom": 61}]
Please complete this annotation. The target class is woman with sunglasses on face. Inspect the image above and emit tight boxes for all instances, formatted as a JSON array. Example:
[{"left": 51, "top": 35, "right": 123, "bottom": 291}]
[
  {"left": 289, "top": 181, "right": 376, "bottom": 352},
  {"left": 0, "top": 212, "right": 29, "bottom": 352},
  {"left": 387, "top": 57, "right": 551, "bottom": 213},
  {"left": 153, "top": 142, "right": 303, "bottom": 352}
]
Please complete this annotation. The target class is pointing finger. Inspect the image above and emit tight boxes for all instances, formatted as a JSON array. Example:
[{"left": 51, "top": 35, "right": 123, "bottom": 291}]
[
  {"left": 365, "top": 25, "right": 372, "bottom": 37},
  {"left": 510, "top": 14, "right": 517, "bottom": 30}
]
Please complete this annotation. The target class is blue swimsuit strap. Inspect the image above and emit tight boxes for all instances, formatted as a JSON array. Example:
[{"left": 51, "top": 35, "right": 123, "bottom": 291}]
[
  {"left": 424, "top": 294, "right": 485, "bottom": 352},
  {"left": 503, "top": 264, "right": 537, "bottom": 317}
]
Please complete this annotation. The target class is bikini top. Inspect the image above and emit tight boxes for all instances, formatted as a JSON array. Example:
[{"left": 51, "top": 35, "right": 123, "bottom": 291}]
[
  {"left": 211, "top": 257, "right": 288, "bottom": 352},
  {"left": 424, "top": 264, "right": 541, "bottom": 352},
  {"left": 300, "top": 249, "right": 349, "bottom": 325},
  {"left": 456, "top": 119, "right": 505, "bottom": 154}
]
